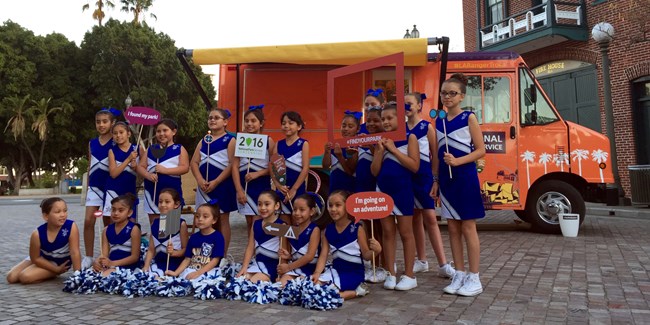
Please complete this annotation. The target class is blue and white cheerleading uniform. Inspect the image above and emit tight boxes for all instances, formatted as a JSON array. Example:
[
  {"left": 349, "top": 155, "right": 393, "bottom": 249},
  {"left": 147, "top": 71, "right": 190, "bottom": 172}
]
[
  {"left": 144, "top": 144, "right": 184, "bottom": 215},
  {"left": 286, "top": 222, "right": 319, "bottom": 277},
  {"left": 328, "top": 149, "right": 355, "bottom": 194},
  {"left": 436, "top": 111, "right": 485, "bottom": 220},
  {"left": 148, "top": 217, "right": 186, "bottom": 276},
  {"left": 276, "top": 138, "right": 307, "bottom": 214},
  {"left": 106, "top": 221, "right": 138, "bottom": 270},
  {"left": 319, "top": 222, "right": 364, "bottom": 291},
  {"left": 376, "top": 136, "right": 415, "bottom": 216},
  {"left": 86, "top": 137, "right": 112, "bottom": 207},
  {"left": 355, "top": 146, "right": 376, "bottom": 193},
  {"left": 102, "top": 144, "right": 139, "bottom": 220},
  {"left": 237, "top": 146, "right": 271, "bottom": 215},
  {"left": 408, "top": 121, "right": 436, "bottom": 209},
  {"left": 246, "top": 218, "right": 285, "bottom": 281},
  {"left": 36, "top": 219, "right": 74, "bottom": 266},
  {"left": 195, "top": 134, "right": 237, "bottom": 213}
]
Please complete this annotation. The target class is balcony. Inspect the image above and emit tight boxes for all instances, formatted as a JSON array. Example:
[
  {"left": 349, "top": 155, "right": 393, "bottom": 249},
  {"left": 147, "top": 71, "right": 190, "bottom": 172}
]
[{"left": 478, "top": 0, "right": 588, "bottom": 53}]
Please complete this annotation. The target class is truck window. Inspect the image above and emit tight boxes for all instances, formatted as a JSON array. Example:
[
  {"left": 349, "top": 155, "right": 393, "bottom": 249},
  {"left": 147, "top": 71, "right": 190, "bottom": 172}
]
[
  {"left": 462, "top": 75, "right": 511, "bottom": 124},
  {"left": 519, "top": 68, "right": 559, "bottom": 125}
]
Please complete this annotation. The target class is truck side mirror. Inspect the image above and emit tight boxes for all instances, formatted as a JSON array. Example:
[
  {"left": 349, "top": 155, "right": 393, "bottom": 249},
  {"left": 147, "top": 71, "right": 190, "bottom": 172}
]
[{"left": 524, "top": 85, "right": 537, "bottom": 106}]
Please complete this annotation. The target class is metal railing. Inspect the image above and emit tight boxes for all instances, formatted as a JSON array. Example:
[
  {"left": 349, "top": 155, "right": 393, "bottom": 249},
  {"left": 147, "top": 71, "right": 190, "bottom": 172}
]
[{"left": 480, "top": 0, "right": 586, "bottom": 49}]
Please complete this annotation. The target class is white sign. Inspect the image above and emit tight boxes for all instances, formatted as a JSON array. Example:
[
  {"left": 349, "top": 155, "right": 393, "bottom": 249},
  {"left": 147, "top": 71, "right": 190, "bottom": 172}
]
[{"left": 234, "top": 133, "right": 268, "bottom": 159}]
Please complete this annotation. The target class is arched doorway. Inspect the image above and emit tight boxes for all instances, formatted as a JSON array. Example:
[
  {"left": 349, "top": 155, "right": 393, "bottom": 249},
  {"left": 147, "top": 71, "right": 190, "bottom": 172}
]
[{"left": 533, "top": 60, "right": 601, "bottom": 132}]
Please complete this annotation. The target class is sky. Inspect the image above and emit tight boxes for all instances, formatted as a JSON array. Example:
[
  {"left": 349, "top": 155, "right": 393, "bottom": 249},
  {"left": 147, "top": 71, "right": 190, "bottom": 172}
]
[{"left": 0, "top": 0, "right": 466, "bottom": 77}]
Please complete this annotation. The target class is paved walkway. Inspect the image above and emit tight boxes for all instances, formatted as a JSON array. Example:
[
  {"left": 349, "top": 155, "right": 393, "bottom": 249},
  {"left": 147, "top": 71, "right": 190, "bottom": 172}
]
[{"left": 1, "top": 198, "right": 649, "bottom": 324}]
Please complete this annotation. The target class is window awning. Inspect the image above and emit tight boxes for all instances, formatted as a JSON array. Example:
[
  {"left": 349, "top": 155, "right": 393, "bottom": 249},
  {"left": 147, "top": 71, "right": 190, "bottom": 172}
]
[{"left": 189, "top": 38, "right": 429, "bottom": 66}]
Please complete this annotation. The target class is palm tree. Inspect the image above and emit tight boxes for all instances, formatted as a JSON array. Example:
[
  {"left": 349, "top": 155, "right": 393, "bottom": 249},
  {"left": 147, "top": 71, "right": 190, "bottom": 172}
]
[
  {"left": 82, "top": 0, "right": 115, "bottom": 27},
  {"left": 3, "top": 95, "right": 38, "bottom": 189},
  {"left": 29, "top": 97, "right": 69, "bottom": 180},
  {"left": 553, "top": 152, "right": 569, "bottom": 172},
  {"left": 520, "top": 150, "right": 535, "bottom": 189},
  {"left": 591, "top": 149, "right": 609, "bottom": 183},
  {"left": 120, "top": 0, "right": 157, "bottom": 26},
  {"left": 571, "top": 149, "right": 590, "bottom": 176},
  {"left": 539, "top": 152, "right": 552, "bottom": 174}
]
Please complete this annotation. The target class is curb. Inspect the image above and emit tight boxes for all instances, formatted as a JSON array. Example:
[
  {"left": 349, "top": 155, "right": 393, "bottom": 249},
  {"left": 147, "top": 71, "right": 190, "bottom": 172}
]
[{"left": 587, "top": 204, "right": 650, "bottom": 219}]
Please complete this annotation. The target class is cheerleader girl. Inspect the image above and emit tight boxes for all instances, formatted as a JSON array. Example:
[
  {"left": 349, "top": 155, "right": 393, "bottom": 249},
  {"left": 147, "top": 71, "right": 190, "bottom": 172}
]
[
  {"left": 94, "top": 193, "right": 141, "bottom": 276},
  {"left": 322, "top": 111, "right": 360, "bottom": 193},
  {"left": 142, "top": 188, "right": 189, "bottom": 276},
  {"left": 103, "top": 121, "right": 144, "bottom": 222},
  {"left": 359, "top": 89, "right": 386, "bottom": 134},
  {"left": 434, "top": 73, "right": 486, "bottom": 296},
  {"left": 405, "top": 93, "right": 454, "bottom": 278},
  {"left": 371, "top": 102, "right": 419, "bottom": 291},
  {"left": 354, "top": 106, "right": 388, "bottom": 283},
  {"left": 312, "top": 190, "right": 382, "bottom": 300},
  {"left": 277, "top": 193, "right": 321, "bottom": 286},
  {"left": 191, "top": 108, "right": 236, "bottom": 255},
  {"left": 7, "top": 198, "right": 81, "bottom": 284},
  {"left": 232, "top": 105, "right": 274, "bottom": 232},
  {"left": 137, "top": 118, "right": 189, "bottom": 226},
  {"left": 166, "top": 201, "right": 224, "bottom": 280},
  {"left": 271, "top": 111, "right": 309, "bottom": 220},
  {"left": 83, "top": 108, "right": 116, "bottom": 266},
  {"left": 237, "top": 190, "right": 286, "bottom": 283}
]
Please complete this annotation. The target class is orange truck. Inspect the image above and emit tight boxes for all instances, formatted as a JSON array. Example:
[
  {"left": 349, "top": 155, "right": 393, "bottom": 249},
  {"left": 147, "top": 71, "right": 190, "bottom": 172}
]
[{"left": 177, "top": 37, "right": 614, "bottom": 233}]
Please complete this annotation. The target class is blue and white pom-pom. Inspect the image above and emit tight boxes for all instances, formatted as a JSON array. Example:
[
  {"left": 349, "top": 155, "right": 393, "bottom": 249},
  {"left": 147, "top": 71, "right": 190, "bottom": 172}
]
[
  {"left": 219, "top": 262, "right": 243, "bottom": 281},
  {"left": 155, "top": 276, "right": 193, "bottom": 297},
  {"left": 100, "top": 267, "right": 133, "bottom": 294},
  {"left": 192, "top": 273, "right": 227, "bottom": 300},
  {"left": 137, "top": 241, "right": 148, "bottom": 269},
  {"left": 279, "top": 277, "right": 306, "bottom": 306},
  {"left": 63, "top": 269, "right": 103, "bottom": 294},
  {"left": 244, "top": 280, "right": 282, "bottom": 304},
  {"left": 122, "top": 271, "right": 157, "bottom": 298},
  {"left": 300, "top": 281, "right": 344, "bottom": 311},
  {"left": 224, "top": 276, "right": 252, "bottom": 301}
]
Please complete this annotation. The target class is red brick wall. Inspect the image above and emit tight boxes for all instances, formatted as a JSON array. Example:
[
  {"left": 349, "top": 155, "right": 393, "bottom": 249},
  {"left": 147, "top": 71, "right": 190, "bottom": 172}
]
[{"left": 462, "top": 0, "right": 650, "bottom": 199}]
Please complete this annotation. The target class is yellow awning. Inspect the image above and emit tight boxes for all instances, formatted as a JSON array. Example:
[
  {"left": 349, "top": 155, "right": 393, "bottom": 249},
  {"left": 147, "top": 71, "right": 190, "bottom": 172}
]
[{"left": 190, "top": 38, "right": 428, "bottom": 66}]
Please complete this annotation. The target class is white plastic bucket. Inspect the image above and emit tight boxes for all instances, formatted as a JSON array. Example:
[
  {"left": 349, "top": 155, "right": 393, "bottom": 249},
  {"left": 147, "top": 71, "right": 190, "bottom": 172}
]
[{"left": 559, "top": 213, "right": 580, "bottom": 237}]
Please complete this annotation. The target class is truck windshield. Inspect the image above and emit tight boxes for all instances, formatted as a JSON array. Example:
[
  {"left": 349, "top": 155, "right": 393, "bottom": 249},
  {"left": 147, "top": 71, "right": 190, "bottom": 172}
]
[
  {"left": 519, "top": 68, "right": 559, "bottom": 126},
  {"left": 462, "top": 75, "right": 511, "bottom": 124}
]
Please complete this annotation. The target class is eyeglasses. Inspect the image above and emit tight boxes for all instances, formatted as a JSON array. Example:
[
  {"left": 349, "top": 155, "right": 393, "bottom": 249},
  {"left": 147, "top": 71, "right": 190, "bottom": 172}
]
[
  {"left": 440, "top": 91, "right": 462, "bottom": 98},
  {"left": 208, "top": 116, "right": 224, "bottom": 121}
]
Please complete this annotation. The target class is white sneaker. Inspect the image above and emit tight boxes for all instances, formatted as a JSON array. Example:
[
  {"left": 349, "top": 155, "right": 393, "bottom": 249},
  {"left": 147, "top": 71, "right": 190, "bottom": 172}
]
[
  {"left": 355, "top": 283, "right": 370, "bottom": 297},
  {"left": 457, "top": 272, "right": 483, "bottom": 296},
  {"left": 438, "top": 263, "right": 455, "bottom": 278},
  {"left": 219, "top": 254, "right": 235, "bottom": 267},
  {"left": 394, "top": 275, "right": 417, "bottom": 291},
  {"left": 383, "top": 274, "right": 397, "bottom": 290},
  {"left": 81, "top": 256, "right": 93, "bottom": 269},
  {"left": 413, "top": 260, "right": 429, "bottom": 273},
  {"left": 365, "top": 267, "right": 387, "bottom": 283},
  {"left": 443, "top": 271, "right": 466, "bottom": 294}
]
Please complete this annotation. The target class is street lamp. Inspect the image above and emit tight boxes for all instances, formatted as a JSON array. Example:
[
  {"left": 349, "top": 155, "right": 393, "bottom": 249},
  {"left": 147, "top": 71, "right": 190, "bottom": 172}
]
[
  {"left": 592, "top": 22, "right": 624, "bottom": 203},
  {"left": 125, "top": 94, "right": 132, "bottom": 108},
  {"left": 403, "top": 29, "right": 411, "bottom": 39},
  {"left": 411, "top": 25, "right": 420, "bottom": 38}
]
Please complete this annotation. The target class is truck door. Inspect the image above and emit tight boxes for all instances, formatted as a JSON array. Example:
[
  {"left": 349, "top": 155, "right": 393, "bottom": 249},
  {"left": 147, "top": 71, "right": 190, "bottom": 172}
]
[{"left": 462, "top": 74, "right": 522, "bottom": 210}]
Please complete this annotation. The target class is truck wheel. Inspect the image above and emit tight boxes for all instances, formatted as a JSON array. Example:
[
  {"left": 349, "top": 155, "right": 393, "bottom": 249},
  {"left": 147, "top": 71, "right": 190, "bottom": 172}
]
[{"left": 524, "top": 180, "right": 585, "bottom": 234}]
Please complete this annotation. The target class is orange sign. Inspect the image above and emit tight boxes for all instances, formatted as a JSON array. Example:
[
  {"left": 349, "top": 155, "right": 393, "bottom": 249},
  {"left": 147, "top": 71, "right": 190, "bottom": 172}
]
[{"left": 346, "top": 191, "right": 394, "bottom": 223}]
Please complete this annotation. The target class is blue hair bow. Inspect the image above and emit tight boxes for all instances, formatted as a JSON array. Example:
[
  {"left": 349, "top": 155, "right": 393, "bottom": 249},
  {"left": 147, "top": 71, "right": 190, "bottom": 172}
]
[
  {"left": 344, "top": 110, "right": 363, "bottom": 120},
  {"left": 366, "top": 88, "right": 383, "bottom": 97},
  {"left": 208, "top": 199, "right": 219, "bottom": 206},
  {"left": 100, "top": 107, "right": 122, "bottom": 117},
  {"left": 248, "top": 104, "right": 264, "bottom": 111},
  {"left": 223, "top": 109, "right": 232, "bottom": 119},
  {"left": 420, "top": 93, "right": 427, "bottom": 101},
  {"left": 405, "top": 104, "right": 412, "bottom": 112}
]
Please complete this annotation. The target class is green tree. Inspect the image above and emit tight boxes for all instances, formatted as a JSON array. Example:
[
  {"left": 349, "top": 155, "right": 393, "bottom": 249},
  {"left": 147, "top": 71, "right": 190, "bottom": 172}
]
[
  {"left": 80, "top": 19, "right": 216, "bottom": 150},
  {"left": 82, "top": 0, "right": 116, "bottom": 27},
  {"left": 2, "top": 95, "right": 38, "bottom": 190},
  {"left": 120, "top": 0, "right": 157, "bottom": 26},
  {"left": 29, "top": 97, "right": 71, "bottom": 178}
]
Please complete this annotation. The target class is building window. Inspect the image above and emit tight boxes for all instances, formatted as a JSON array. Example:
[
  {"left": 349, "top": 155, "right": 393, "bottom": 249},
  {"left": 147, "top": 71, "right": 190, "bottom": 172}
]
[
  {"left": 486, "top": 0, "right": 505, "bottom": 25},
  {"left": 633, "top": 77, "right": 650, "bottom": 164}
]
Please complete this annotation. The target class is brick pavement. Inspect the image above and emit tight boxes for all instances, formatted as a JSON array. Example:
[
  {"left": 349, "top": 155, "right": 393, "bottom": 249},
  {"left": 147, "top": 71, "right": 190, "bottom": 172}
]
[{"left": 0, "top": 197, "right": 649, "bottom": 324}]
